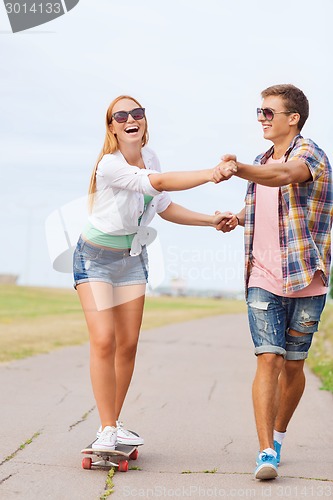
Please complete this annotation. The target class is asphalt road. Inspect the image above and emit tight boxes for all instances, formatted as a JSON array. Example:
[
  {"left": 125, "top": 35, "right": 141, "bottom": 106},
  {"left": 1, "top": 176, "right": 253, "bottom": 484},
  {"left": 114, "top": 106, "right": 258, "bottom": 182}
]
[{"left": 0, "top": 314, "right": 332, "bottom": 499}]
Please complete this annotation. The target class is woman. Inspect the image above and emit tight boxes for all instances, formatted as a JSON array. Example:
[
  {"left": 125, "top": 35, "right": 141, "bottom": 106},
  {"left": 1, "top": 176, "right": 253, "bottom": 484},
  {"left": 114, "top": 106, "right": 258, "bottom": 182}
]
[{"left": 73, "top": 95, "right": 236, "bottom": 451}]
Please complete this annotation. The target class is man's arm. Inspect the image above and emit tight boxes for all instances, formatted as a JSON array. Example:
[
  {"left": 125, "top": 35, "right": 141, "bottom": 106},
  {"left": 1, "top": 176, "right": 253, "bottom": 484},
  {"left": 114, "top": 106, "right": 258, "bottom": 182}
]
[
  {"left": 219, "top": 155, "right": 312, "bottom": 187},
  {"left": 235, "top": 207, "right": 245, "bottom": 227}
]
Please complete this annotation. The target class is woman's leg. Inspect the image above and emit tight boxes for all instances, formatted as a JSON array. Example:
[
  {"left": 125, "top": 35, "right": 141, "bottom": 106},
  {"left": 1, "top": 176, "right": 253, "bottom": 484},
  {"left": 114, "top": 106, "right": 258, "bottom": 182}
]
[
  {"left": 113, "top": 284, "right": 146, "bottom": 419},
  {"left": 76, "top": 282, "right": 146, "bottom": 427},
  {"left": 76, "top": 282, "right": 117, "bottom": 429}
]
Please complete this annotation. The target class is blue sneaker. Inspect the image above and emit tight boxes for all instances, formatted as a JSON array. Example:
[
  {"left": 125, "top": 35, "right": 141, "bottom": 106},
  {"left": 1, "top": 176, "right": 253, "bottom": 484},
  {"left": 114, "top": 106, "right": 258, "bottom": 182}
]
[
  {"left": 255, "top": 451, "right": 278, "bottom": 480},
  {"left": 274, "top": 440, "right": 281, "bottom": 465}
]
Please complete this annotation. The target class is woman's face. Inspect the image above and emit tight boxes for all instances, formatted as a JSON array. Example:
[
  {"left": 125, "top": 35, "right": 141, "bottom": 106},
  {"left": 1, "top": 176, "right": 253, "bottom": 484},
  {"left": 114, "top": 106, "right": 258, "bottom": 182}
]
[{"left": 109, "top": 98, "right": 146, "bottom": 147}]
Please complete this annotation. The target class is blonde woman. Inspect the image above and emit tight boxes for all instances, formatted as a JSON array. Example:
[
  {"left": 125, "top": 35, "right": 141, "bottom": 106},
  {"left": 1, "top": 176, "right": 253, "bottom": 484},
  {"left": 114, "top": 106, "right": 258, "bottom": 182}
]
[{"left": 73, "top": 95, "right": 237, "bottom": 451}]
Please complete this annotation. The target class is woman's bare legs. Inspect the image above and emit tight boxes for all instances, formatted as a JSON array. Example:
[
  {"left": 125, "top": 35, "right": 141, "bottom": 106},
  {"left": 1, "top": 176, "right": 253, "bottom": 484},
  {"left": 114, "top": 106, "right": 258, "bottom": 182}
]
[
  {"left": 76, "top": 282, "right": 145, "bottom": 429},
  {"left": 113, "top": 285, "right": 145, "bottom": 418}
]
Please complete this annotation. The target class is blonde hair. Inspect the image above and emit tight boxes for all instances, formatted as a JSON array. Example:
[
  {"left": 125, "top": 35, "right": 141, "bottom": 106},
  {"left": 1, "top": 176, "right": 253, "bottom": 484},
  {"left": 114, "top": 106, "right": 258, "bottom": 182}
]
[{"left": 88, "top": 95, "right": 149, "bottom": 212}]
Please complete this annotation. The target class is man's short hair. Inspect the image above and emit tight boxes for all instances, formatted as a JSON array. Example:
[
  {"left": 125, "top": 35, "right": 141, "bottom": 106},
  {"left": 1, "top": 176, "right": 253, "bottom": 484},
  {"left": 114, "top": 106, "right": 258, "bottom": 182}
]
[{"left": 261, "top": 84, "right": 309, "bottom": 131}]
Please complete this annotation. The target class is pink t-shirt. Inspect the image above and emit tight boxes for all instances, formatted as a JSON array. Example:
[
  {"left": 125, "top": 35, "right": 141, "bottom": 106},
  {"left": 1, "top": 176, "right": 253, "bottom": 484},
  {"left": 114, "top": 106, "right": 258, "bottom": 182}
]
[{"left": 248, "top": 156, "right": 327, "bottom": 297}]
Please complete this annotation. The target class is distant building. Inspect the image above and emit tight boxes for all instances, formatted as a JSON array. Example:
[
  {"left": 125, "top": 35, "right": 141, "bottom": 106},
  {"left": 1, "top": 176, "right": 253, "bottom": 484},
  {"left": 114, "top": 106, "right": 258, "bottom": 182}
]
[
  {"left": 153, "top": 284, "right": 244, "bottom": 300},
  {"left": 0, "top": 274, "right": 18, "bottom": 285},
  {"left": 171, "top": 278, "right": 187, "bottom": 296}
]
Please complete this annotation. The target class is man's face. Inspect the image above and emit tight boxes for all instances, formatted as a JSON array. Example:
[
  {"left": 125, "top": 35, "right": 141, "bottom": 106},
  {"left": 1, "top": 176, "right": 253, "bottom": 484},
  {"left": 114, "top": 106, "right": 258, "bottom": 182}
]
[{"left": 257, "top": 95, "right": 296, "bottom": 143}]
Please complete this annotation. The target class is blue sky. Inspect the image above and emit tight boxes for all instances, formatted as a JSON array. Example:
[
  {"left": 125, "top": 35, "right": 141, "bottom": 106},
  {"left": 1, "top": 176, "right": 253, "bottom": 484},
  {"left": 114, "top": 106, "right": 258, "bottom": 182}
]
[{"left": 1, "top": 0, "right": 332, "bottom": 292}]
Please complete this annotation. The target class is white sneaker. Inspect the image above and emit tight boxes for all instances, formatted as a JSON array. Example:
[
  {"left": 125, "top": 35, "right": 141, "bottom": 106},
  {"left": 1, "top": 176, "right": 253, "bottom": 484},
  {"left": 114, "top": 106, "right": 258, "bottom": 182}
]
[
  {"left": 96, "top": 421, "right": 144, "bottom": 446},
  {"left": 92, "top": 426, "right": 117, "bottom": 451},
  {"left": 116, "top": 420, "right": 144, "bottom": 446}
]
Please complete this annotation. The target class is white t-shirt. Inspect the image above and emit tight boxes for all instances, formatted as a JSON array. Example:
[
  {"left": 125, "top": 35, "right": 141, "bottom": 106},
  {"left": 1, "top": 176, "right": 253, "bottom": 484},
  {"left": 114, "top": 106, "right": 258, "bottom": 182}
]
[{"left": 88, "top": 146, "right": 171, "bottom": 256}]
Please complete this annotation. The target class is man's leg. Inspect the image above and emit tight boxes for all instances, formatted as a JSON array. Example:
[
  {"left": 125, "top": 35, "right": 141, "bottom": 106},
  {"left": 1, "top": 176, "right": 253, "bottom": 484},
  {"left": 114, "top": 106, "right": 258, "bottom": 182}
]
[
  {"left": 275, "top": 352, "right": 306, "bottom": 432},
  {"left": 252, "top": 353, "right": 285, "bottom": 451},
  {"left": 273, "top": 354, "right": 306, "bottom": 465},
  {"left": 247, "top": 288, "right": 287, "bottom": 479},
  {"left": 273, "top": 292, "right": 326, "bottom": 464}
]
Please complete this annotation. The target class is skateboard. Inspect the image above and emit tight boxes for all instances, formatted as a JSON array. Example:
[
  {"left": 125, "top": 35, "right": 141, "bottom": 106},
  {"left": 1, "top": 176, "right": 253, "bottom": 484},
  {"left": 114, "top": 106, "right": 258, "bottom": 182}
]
[{"left": 81, "top": 443, "right": 140, "bottom": 472}]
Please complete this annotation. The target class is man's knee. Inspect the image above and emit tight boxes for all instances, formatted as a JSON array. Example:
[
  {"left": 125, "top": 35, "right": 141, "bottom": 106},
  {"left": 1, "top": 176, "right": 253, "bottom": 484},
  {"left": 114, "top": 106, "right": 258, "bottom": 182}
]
[
  {"left": 257, "top": 352, "right": 284, "bottom": 371},
  {"left": 283, "top": 358, "right": 305, "bottom": 377}
]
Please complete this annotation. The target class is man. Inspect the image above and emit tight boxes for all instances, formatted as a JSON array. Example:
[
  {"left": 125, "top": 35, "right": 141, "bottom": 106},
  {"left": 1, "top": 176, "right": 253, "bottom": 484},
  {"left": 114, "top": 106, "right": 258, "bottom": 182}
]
[{"left": 217, "top": 84, "right": 333, "bottom": 480}]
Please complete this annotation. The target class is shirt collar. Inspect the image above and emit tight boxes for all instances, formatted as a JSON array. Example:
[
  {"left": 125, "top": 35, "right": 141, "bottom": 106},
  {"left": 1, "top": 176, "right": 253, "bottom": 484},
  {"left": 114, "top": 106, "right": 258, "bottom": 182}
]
[
  {"left": 115, "top": 145, "right": 154, "bottom": 169},
  {"left": 259, "top": 134, "right": 303, "bottom": 164}
]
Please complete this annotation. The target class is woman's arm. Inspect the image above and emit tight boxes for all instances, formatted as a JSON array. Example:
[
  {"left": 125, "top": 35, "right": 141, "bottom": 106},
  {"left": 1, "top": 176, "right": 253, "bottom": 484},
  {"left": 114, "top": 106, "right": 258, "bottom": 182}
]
[
  {"left": 99, "top": 154, "right": 236, "bottom": 195},
  {"left": 158, "top": 202, "right": 234, "bottom": 227},
  {"left": 149, "top": 162, "right": 236, "bottom": 192}
]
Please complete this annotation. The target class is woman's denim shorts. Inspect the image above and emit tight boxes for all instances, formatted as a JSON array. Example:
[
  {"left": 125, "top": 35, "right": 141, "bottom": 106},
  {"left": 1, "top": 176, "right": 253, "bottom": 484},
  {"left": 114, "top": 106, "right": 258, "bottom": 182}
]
[
  {"left": 247, "top": 287, "right": 326, "bottom": 360},
  {"left": 73, "top": 236, "right": 149, "bottom": 289}
]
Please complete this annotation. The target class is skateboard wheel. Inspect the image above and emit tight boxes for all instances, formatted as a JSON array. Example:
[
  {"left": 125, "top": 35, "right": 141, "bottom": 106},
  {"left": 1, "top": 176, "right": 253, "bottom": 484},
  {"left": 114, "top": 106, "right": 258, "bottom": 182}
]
[
  {"left": 82, "top": 457, "right": 92, "bottom": 470},
  {"left": 129, "top": 449, "right": 139, "bottom": 460},
  {"left": 118, "top": 460, "right": 128, "bottom": 472}
]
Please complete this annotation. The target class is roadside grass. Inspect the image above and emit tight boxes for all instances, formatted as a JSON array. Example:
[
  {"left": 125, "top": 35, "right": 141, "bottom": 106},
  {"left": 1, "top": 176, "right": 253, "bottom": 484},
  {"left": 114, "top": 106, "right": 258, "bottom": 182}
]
[
  {"left": 0, "top": 285, "right": 246, "bottom": 363},
  {"left": 307, "top": 302, "right": 333, "bottom": 392},
  {"left": 1, "top": 285, "right": 332, "bottom": 393}
]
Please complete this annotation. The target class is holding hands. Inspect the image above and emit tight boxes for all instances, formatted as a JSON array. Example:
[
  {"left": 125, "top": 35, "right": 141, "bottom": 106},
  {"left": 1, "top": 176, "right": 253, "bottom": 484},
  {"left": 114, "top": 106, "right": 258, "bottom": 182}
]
[
  {"left": 213, "top": 211, "right": 239, "bottom": 232},
  {"left": 212, "top": 154, "right": 242, "bottom": 232},
  {"left": 212, "top": 154, "right": 238, "bottom": 183}
]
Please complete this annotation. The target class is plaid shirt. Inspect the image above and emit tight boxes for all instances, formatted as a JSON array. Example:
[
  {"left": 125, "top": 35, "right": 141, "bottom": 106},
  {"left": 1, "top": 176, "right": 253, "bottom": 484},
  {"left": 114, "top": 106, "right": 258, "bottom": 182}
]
[{"left": 244, "top": 134, "right": 333, "bottom": 294}]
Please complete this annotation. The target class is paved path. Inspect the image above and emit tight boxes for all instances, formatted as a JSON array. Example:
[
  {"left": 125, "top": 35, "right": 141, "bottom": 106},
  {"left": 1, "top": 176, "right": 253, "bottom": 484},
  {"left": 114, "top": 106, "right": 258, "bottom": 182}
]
[{"left": 0, "top": 314, "right": 332, "bottom": 499}]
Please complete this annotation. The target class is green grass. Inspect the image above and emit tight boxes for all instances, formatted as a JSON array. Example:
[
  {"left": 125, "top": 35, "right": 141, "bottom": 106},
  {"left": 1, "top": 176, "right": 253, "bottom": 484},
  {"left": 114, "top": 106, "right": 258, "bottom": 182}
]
[
  {"left": 1, "top": 432, "right": 40, "bottom": 465},
  {"left": 0, "top": 285, "right": 81, "bottom": 323},
  {"left": 142, "top": 295, "right": 247, "bottom": 328},
  {"left": 307, "top": 302, "right": 333, "bottom": 392},
  {"left": 100, "top": 468, "right": 115, "bottom": 499}
]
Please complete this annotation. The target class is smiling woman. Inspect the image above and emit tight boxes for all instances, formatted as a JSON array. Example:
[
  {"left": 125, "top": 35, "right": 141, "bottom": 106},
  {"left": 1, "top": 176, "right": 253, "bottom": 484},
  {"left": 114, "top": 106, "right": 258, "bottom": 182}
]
[{"left": 72, "top": 94, "right": 237, "bottom": 453}]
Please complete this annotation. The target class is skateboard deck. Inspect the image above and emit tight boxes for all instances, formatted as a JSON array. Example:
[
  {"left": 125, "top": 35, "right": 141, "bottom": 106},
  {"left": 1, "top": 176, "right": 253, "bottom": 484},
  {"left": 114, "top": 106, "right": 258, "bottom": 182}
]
[{"left": 81, "top": 443, "right": 140, "bottom": 472}]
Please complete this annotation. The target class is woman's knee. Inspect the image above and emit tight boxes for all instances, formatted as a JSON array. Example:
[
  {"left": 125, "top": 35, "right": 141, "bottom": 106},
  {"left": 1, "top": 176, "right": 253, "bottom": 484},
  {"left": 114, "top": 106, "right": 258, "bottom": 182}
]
[
  {"left": 90, "top": 332, "right": 116, "bottom": 358},
  {"left": 116, "top": 340, "right": 138, "bottom": 360}
]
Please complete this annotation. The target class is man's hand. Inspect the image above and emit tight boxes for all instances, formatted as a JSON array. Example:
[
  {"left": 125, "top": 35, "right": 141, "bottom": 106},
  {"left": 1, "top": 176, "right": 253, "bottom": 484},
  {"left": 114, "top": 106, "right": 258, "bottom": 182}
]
[
  {"left": 222, "top": 154, "right": 237, "bottom": 163},
  {"left": 212, "top": 160, "right": 237, "bottom": 183}
]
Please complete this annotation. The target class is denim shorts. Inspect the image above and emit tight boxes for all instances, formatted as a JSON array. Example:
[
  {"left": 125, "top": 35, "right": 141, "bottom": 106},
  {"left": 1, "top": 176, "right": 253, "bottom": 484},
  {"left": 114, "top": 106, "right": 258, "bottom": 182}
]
[
  {"left": 73, "top": 236, "right": 149, "bottom": 289},
  {"left": 247, "top": 287, "right": 326, "bottom": 360}
]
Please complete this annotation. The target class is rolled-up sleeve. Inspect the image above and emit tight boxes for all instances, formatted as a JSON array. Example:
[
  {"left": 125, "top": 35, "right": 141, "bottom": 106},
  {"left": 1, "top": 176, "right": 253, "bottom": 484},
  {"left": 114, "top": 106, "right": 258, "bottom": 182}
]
[
  {"left": 98, "top": 155, "right": 162, "bottom": 196},
  {"left": 288, "top": 138, "right": 325, "bottom": 181},
  {"left": 155, "top": 191, "right": 172, "bottom": 213}
]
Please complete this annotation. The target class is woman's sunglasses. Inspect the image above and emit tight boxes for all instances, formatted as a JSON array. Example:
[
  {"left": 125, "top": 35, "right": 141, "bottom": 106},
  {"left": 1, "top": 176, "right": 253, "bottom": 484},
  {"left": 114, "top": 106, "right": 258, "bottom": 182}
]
[
  {"left": 256, "top": 108, "right": 296, "bottom": 121},
  {"left": 111, "top": 107, "right": 145, "bottom": 124}
]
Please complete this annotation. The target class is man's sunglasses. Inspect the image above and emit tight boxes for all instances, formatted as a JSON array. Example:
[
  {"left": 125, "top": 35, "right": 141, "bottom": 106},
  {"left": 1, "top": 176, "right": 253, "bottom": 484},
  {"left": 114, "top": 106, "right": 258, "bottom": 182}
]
[
  {"left": 256, "top": 108, "right": 296, "bottom": 121},
  {"left": 111, "top": 107, "right": 145, "bottom": 124}
]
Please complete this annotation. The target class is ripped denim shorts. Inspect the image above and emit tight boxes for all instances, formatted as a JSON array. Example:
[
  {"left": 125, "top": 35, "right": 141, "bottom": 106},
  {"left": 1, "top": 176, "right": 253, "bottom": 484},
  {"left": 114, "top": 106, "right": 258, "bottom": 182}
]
[
  {"left": 247, "top": 287, "right": 326, "bottom": 360},
  {"left": 73, "top": 236, "right": 149, "bottom": 289}
]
